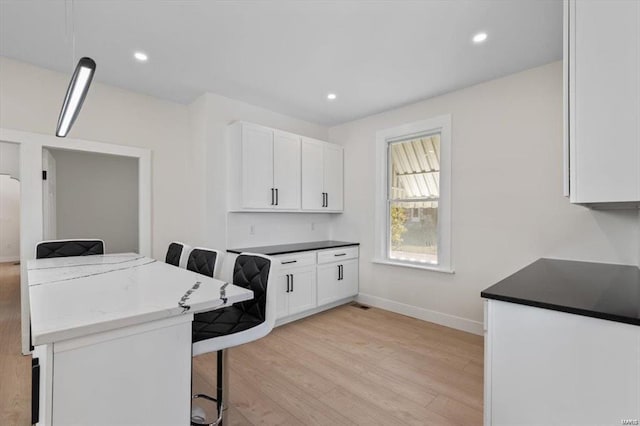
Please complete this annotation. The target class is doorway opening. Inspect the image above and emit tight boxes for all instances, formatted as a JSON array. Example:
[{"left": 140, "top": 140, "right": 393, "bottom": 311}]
[{"left": 43, "top": 148, "right": 140, "bottom": 253}]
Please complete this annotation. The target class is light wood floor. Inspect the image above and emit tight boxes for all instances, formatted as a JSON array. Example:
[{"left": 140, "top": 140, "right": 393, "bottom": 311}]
[{"left": 1, "top": 261, "right": 483, "bottom": 425}]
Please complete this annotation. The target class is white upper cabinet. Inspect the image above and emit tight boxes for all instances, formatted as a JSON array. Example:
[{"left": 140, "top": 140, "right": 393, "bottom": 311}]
[
  {"left": 228, "top": 122, "right": 343, "bottom": 212},
  {"left": 229, "top": 122, "right": 301, "bottom": 210},
  {"left": 301, "top": 137, "right": 344, "bottom": 211},
  {"left": 241, "top": 123, "right": 275, "bottom": 208},
  {"left": 565, "top": 0, "right": 640, "bottom": 205},
  {"left": 273, "top": 131, "right": 301, "bottom": 210},
  {"left": 301, "top": 138, "right": 325, "bottom": 210},
  {"left": 323, "top": 143, "right": 344, "bottom": 212}
]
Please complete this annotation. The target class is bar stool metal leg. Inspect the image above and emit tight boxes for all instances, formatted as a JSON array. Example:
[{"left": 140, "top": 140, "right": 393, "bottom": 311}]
[{"left": 191, "top": 350, "right": 225, "bottom": 426}]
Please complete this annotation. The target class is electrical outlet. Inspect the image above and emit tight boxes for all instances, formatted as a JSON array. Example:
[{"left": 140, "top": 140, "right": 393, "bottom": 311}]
[
  {"left": 311, "top": 222, "right": 315, "bottom": 231},
  {"left": 249, "top": 225, "right": 255, "bottom": 235}
]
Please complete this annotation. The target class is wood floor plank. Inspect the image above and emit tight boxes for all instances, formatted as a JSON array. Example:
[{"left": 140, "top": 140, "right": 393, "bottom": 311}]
[
  {"left": 322, "top": 307, "right": 473, "bottom": 370},
  {"left": 463, "top": 359, "right": 485, "bottom": 379},
  {"left": 427, "top": 394, "right": 483, "bottom": 425},
  {"left": 331, "top": 305, "right": 484, "bottom": 361},
  {"left": 0, "top": 262, "right": 30, "bottom": 426},
  {"left": 0, "top": 262, "right": 484, "bottom": 426},
  {"left": 262, "top": 331, "right": 458, "bottom": 426},
  {"left": 229, "top": 348, "right": 354, "bottom": 425}
]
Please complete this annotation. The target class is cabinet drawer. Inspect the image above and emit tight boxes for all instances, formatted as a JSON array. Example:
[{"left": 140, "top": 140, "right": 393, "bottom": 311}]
[
  {"left": 275, "top": 252, "right": 316, "bottom": 268},
  {"left": 317, "top": 247, "right": 359, "bottom": 264}
]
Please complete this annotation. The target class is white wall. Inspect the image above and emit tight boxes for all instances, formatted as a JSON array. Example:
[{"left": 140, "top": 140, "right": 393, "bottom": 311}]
[
  {"left": 0, "top": 175, "right": 20, "bottom": 262},
  {"left": 0, "top": 56, "right": 191, "bottom": 259},
  {"left": 0, "top": 142, "right": 19, "bottom": 179},
  {"left": 0, "top": 56, "right": 333, "bottom": 258},
  {"left": 189, "top": 92, "right": 331, "bottom": 250},
  {"left": 329, "top": 61, "right": 639, "bottom": 332},
  {"left": 49, "top": 149, "right": 138, "bottom": 253}
]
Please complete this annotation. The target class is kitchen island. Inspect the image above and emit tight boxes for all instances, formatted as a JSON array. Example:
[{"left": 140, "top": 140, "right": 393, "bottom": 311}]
[
  {"left": 481, "top": 258, "right": 640, "bottom": 426},
  {"left": 28, "top": 253, "right": 253, "bottom": 426}
]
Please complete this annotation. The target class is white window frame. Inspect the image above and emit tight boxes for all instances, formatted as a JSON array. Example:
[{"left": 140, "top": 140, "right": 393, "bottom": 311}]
[{"left": 373, "top": 115, "right": 453, "bottom": 273}]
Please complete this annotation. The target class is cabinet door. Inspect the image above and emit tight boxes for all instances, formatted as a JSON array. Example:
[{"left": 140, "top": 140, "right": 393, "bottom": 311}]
[
  {"left": 337, "top": 259, "right": 358, "bottom": 300},
  {"left": 273, "top": 131, "right": 301, "bottom": 210},
  {"left": 242, "top": 124, "right": 274, "bottom": 208},
  {"left": 570, "top": 0, "right": 640, "bottom": 203},
  {"left": 288, "top": 267, "right": 317, "bottom": 315},
  {"left": 275, "top": 272, "right": 289, "bottom": 320},
  {"left": 317, "top": 263, "right": 340, "bottom": 306},
  {"left": 318, "top": 260, "right": 358, "bottom": 305},
  {"left": 301, "top": 138, "right": 325, "bottom": 210},
  {"left": 323, "top": 144, "right": 344, "bottom": 211}
]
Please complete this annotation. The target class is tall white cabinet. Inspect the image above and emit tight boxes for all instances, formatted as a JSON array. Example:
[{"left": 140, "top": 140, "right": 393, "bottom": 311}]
[
  {"left": 228, "top": 122, "right": 343, "bottom": 213},
  {"left": 565, "top": 0, "right": 640, "bottom": 205}
]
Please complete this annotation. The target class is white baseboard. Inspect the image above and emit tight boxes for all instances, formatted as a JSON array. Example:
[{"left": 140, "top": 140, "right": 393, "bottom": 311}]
[
  {"left": 356, "top": 292, "right": 484, "bottom": 336},
  {"left": 0, "top": 255, "right": 19, "bottom": 263}
]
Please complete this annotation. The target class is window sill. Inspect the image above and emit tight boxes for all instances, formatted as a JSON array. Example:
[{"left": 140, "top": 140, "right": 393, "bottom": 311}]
[{"left": 371, "top": 258, "right": 455, "bottom": 274}]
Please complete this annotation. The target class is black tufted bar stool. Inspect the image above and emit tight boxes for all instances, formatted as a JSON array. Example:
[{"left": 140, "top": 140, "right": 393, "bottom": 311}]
[
  {"left": 191, "top": 253, "right": 277, "bottom": 426},
  {"left": 187, "top": 248, "right": 223, "bottom": 279},
  {"left": 165, "top": 241, "right": 192, "bottom": 268},
  {"left": 35, "top": 239, "right": 105, "bottom": 259}
]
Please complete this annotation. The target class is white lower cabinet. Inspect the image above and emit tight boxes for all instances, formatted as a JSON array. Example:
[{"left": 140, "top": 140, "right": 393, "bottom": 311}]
[
  {"left": 274, "top": 246, "right": 359, "bottom": 323},
  {"left": 317, "top": 260, "right": 358, "bottom": 306},
  {"left": 484, "top": 300, "right": 640, "bottom": 426},
  {"left": 276, "top": 265, "right": 317, "bottom": 319}
]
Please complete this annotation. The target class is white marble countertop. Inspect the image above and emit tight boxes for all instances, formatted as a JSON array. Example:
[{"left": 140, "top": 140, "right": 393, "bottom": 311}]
[{"left": 28, "top": 253, "right": 253, "bottom": 345}]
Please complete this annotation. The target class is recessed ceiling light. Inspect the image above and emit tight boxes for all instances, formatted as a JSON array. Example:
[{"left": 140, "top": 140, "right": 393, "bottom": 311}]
[
  {"left": 472, "top": 32, "right": 488, "bottom": 44},
  {"left": 327, "top": 93, "right": 337, "bottom": 100},
  {"left": 133, "top": 51, "right": 148, "bottom": 62}
]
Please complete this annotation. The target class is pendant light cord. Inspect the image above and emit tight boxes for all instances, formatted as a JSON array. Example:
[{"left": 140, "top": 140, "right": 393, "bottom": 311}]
[
  {"left": 71, "top": 0, "right": 76, "bottom": 66},
  {"left": 64, "top": 0, "right": 75, "bottom": 68}
]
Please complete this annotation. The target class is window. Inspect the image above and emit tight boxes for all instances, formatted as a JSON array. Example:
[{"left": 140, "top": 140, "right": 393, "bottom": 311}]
[{"left": 374, "top": 115, "right": 452, "bottom": 272}]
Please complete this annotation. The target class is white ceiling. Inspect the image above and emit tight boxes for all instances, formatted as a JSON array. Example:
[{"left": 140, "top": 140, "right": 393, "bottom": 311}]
[{"left": 0, "top": 0, "right": 562, "bottom": 126}]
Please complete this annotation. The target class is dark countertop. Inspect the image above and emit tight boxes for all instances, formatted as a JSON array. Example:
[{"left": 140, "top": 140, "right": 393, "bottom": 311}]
[
  {"left": 227, "top": 240, "right": 359, "bottom": 256},
  {"left": 481, "top": 258, "right": 640, "bottom": 326}
]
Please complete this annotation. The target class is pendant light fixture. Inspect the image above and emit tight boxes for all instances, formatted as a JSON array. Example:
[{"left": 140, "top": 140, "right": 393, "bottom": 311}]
[
  {"left": 56, "top": 57, "right": 96, "bottom": 137},
  {"left": 56, "top": 0, "right": 96, "bottom": 137}
]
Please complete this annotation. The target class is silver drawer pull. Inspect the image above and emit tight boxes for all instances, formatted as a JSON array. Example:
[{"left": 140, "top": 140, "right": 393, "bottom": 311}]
[
  {"left": 334, "top": 253, "right": 347, "bottom": 257},
  {"left": 282, "top": 260, "right": 297, "bottom": 264}
]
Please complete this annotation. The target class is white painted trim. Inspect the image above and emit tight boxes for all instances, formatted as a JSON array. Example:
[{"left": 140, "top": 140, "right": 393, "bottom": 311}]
[
  {"left": 567, "top": 0, "right": 578, "bottom": 202},
  {"left": 483, "top": 299, "right": 492, "bottom": 426},
  {"left": 356, "top": 292, "right": 483, "bottom": 336},
  {"left": 371, "top": 258, "right": 454, "bottom": 273},
  {"left": 374, "top": 115, "right": 453, "bottom": 272},
  {"left": 0, "top": 127, "right": 152, "bottom": 355},
  {"left": 0, "top": 256, "right": 20, "bottom": 263},
  {"left": 562, "top": 0, "right": 570, "bottom": 198}
]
